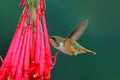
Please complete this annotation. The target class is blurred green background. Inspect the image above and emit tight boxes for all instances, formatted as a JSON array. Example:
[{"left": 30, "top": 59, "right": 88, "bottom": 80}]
[{"left": 0, "top": 0, "right": 120, "bottom": 80}]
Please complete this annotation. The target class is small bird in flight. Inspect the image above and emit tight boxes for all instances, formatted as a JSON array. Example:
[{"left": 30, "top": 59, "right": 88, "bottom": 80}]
[{"left": 49, "top": 19, "right": 96, "bottom": 56}]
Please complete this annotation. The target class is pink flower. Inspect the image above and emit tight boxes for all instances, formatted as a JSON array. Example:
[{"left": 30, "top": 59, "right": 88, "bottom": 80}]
[{"left": 0, "top": 0, "right": 58, "bottom": 80}]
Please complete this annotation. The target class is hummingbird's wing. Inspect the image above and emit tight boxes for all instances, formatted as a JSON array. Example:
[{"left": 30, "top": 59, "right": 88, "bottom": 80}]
[
  {"left": 64, "top": 19, "right": 88, "bottom": 53},
  {"left": 67, "top": 19, "right": 88, "bottom": 41}
]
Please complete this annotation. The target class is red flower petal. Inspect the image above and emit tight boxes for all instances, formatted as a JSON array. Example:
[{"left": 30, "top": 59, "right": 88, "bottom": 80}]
[
  {"left": 40, "top": 0, "right": 46, "bottom": 11},
  {"left": 19, "top": 0, "right": 26, "bottom": 8},
  {"left": 0, "top": 0, "right": 58, "bottom": 80}
]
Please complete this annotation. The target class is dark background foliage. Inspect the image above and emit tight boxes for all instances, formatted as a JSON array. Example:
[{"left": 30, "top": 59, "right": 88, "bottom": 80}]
[{"left": 0, "top": 0, "right": 120, "bottom": 80}]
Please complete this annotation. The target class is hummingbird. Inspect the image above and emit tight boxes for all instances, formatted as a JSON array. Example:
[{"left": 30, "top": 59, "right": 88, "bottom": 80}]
[{"left": 49, "top": 19, "right": 96, "bottom": 56}]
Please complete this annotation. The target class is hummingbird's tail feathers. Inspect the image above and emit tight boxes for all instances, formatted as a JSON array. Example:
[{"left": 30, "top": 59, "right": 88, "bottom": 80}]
[
  {"left": 85, "top": 49, "right": 96, "bottom": 55},
  {"left": 78, "top": 48, "right": 96, "bottom": 55}
]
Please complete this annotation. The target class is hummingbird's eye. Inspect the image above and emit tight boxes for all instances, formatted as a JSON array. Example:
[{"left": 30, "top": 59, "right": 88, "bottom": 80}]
[
  {"left": 49, "top": 37, "right": 59, "bottom": 47},
  {"left": 52, "top": 37, "right": 56, "bottom": 42},
  {"left": 53, "top": 38, "right": 59, "bottom": 44}
]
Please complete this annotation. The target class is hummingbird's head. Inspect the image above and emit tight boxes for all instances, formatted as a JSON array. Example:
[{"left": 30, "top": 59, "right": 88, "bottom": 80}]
[{"left": 49, "top": 36, "right": 64, "bottom": 48}]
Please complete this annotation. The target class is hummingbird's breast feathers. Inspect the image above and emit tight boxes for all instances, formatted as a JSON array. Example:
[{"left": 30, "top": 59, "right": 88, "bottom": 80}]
[{"left": 57, "top": 42, "right": 74, "bottom": 55}]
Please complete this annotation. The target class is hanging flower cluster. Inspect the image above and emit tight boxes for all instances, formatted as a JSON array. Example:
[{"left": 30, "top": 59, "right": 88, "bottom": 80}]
[{"left": 0, "top": 0, "right": 58, "bottom": 80}]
